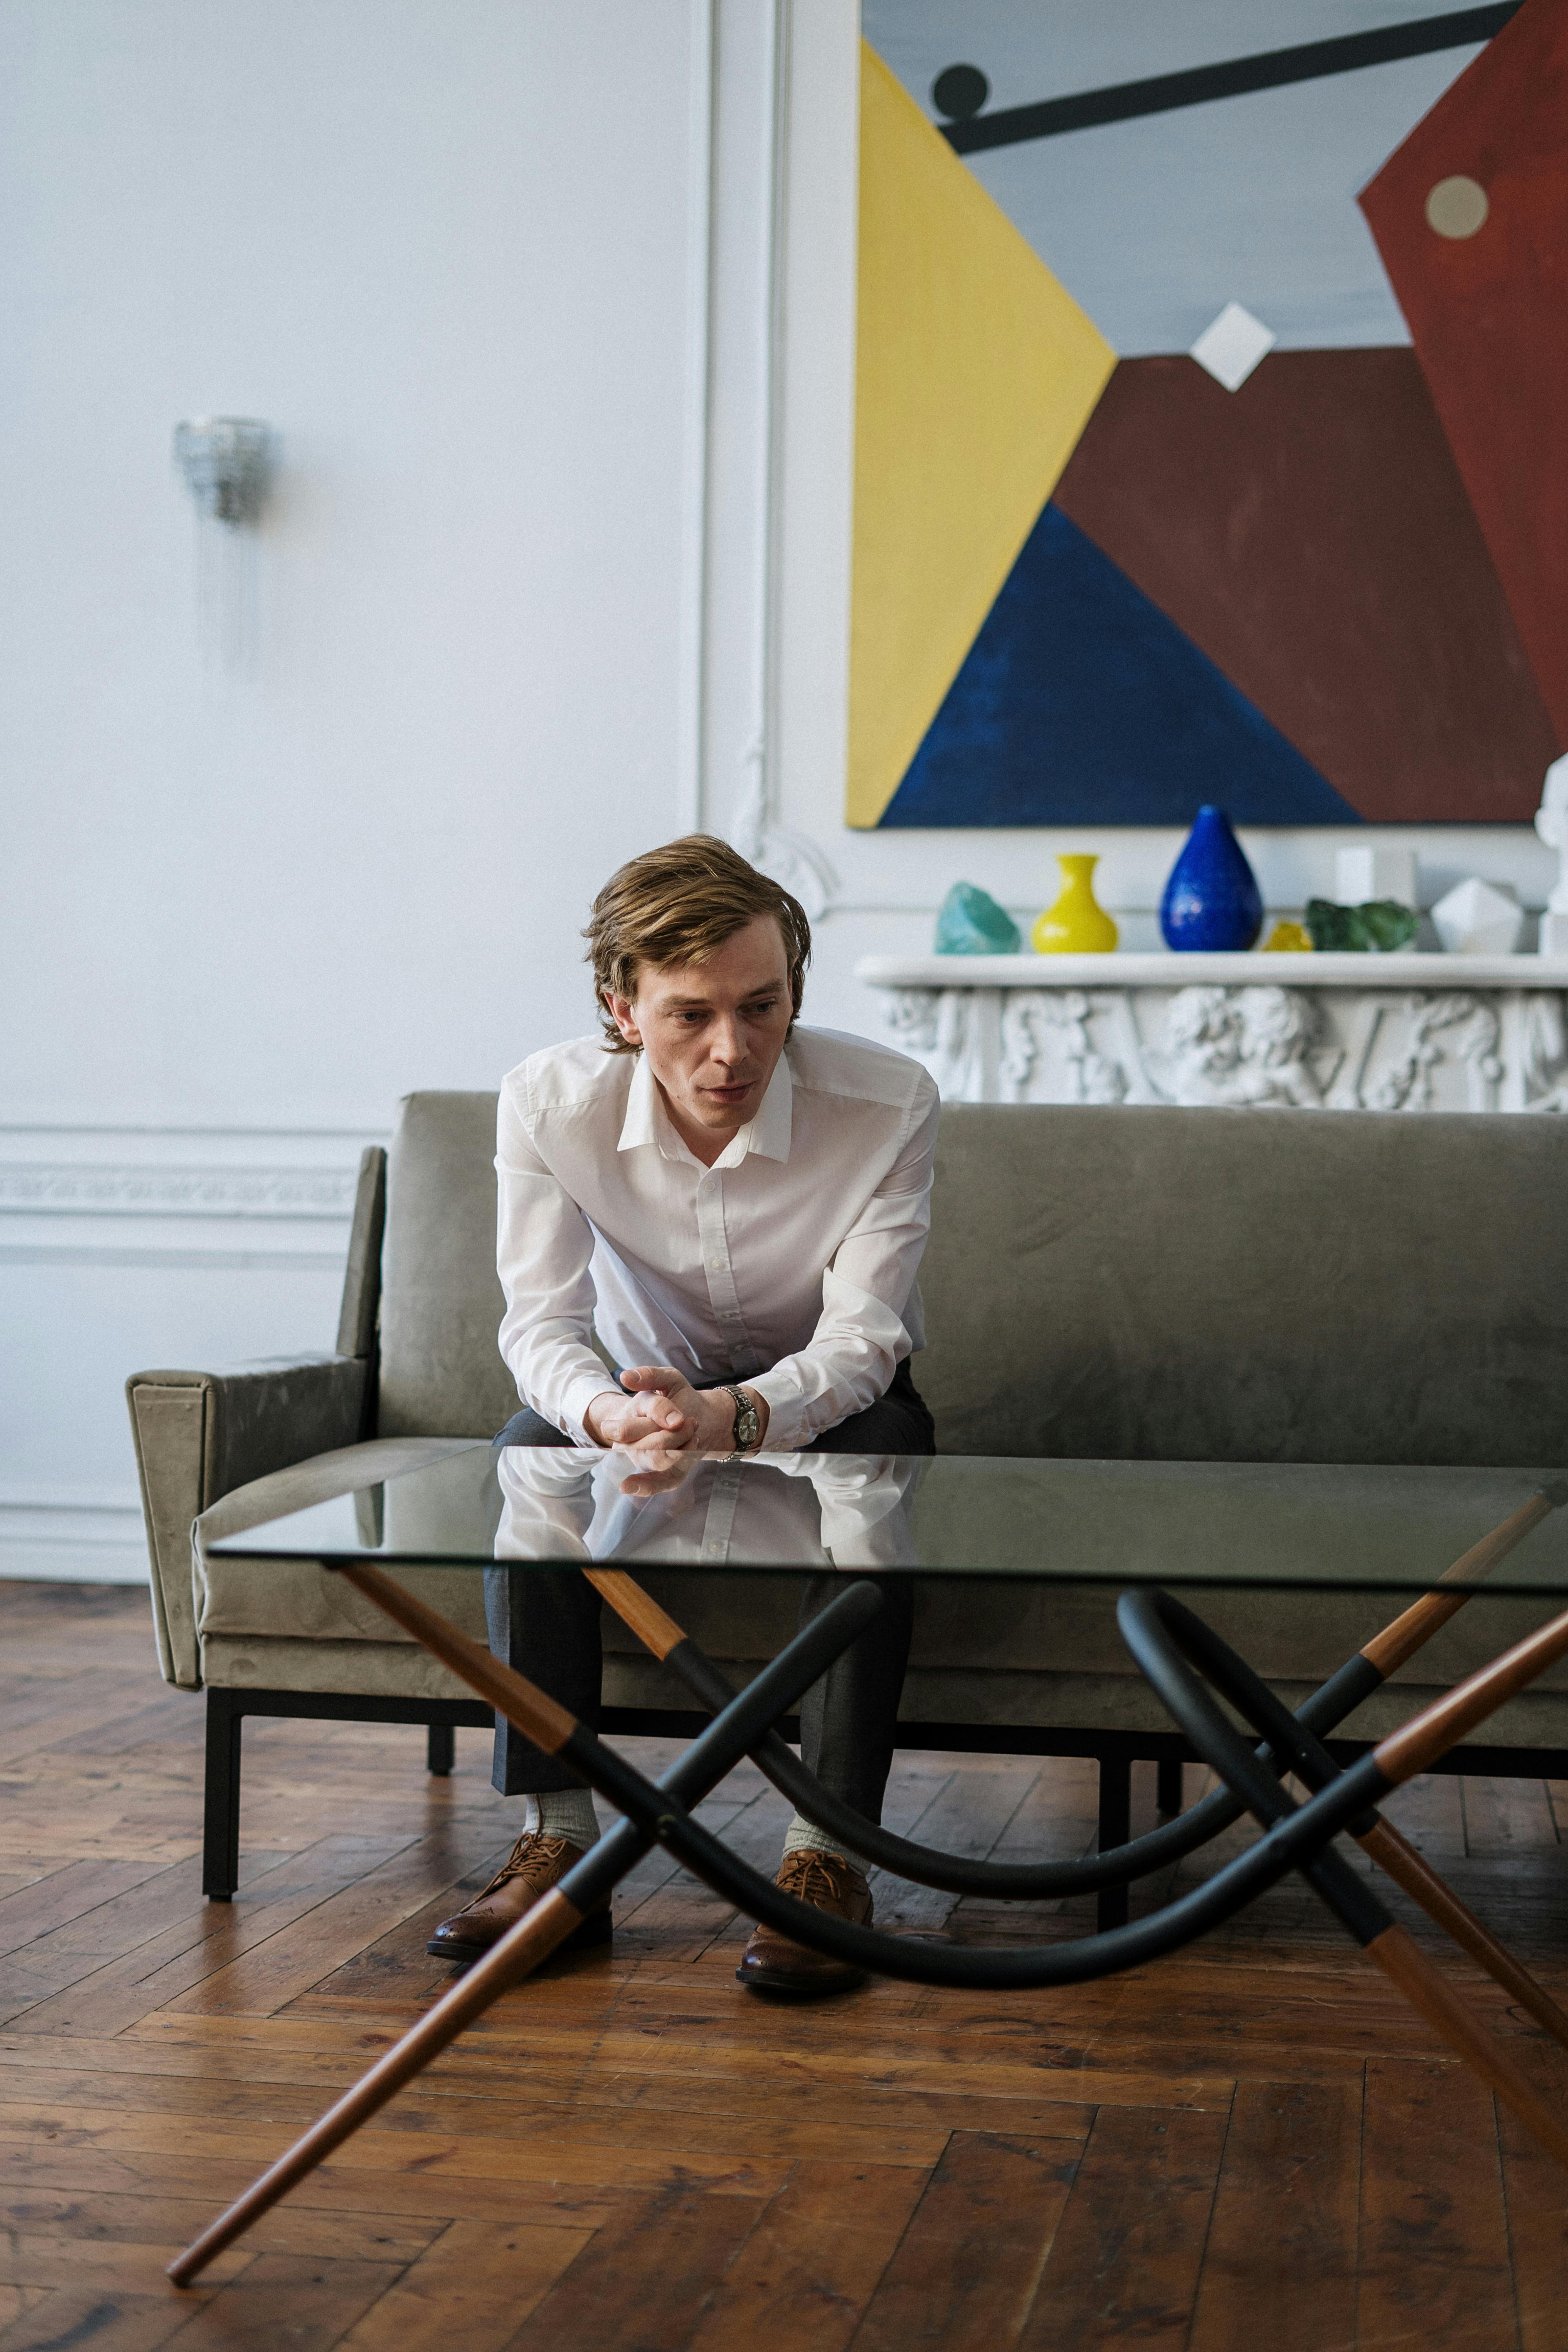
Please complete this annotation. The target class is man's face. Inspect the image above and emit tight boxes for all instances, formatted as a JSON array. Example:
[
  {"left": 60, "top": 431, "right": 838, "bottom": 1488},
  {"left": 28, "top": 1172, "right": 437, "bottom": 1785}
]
[{"left": 607, "top": 913, "right": 793, "bottom": 1150}]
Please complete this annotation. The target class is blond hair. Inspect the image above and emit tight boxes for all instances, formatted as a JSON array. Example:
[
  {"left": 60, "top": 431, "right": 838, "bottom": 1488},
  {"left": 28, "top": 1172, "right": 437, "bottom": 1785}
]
[{"left": 585, "top": 836, "right": 811, "bottom": 1053}]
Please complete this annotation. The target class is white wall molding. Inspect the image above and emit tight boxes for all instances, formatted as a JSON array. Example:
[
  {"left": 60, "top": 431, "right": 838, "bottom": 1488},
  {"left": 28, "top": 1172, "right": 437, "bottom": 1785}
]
[
  {"left": 0, "top": 1502, "right": 148, "bottom": 1586},
  {"left": 0, "top": 1164, "right": 361, "bottom": 1219},
  {"left": 701, "top": 0, "right": 840, "bottom": 917},
  {"left": 677, "top": 0, "right": 716, "bottom": 834},
  {"left": 0, "top": 1244, "right": 350, "bottom": 1271}
]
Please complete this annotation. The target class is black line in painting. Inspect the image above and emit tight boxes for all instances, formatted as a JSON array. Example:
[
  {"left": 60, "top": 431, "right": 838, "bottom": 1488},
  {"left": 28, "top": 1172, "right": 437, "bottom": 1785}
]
[{"left": 941, "top": 4, "right": 1521, "bottom": 154}]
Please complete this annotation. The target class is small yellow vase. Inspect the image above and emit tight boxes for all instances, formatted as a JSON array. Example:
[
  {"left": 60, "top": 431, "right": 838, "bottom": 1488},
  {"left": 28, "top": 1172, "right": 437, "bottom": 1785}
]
[{"left": 1032, "top": 855, "right": 1118, "bottom": 953}]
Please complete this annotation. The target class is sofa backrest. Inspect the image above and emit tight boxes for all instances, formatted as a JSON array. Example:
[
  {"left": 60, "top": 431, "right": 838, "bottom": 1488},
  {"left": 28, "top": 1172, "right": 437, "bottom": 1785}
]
[
  {"left": 920, "top": 1103, "right": 1566, "bottom": 1465},
  {"left": 377, "top": 1090, "right": 1568, "bottom": 1465},
  {"left": 379, "top": 1092, "right": 517, "bottom": 1439}
]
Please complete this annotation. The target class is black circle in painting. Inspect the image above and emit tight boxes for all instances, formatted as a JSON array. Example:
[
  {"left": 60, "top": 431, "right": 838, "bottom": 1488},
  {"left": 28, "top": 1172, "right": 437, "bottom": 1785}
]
[{"left": 931, "top": 63, "right": 990, "bottom": 120}]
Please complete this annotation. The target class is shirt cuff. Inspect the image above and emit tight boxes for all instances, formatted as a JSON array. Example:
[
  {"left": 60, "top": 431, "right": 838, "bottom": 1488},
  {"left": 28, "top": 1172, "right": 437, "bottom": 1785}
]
[
  {"left": 746, "top": 1367, "right": 811, "bottom": 1452},
  {"left": 558, "top": 1369, "right": 623, "bottom": 1449}
]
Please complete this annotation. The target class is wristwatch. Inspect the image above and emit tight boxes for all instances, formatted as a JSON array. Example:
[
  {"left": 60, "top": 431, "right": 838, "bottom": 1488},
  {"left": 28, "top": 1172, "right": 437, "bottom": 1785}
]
[{"left": 720, "top": 1384, "right": 762, "bottom": 1457}]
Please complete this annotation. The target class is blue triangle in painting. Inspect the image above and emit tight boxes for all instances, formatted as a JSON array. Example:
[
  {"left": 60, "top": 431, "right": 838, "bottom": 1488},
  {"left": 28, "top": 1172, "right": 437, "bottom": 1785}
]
[{"left": 879, "top": 503, "right": 1361, "bottom": 827}]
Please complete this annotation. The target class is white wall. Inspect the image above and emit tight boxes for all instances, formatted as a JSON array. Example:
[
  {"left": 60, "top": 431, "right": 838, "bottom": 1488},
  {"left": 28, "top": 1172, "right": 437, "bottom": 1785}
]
[{"left": 0, "top": 0, "right": 711, "bottom": 1573}]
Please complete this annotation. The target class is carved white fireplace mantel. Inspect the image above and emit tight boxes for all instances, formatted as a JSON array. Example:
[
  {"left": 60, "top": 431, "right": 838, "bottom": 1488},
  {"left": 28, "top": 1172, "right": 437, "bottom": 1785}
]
[{"left": 855, "top": 953, "right": 1568, "bottom": 1112}]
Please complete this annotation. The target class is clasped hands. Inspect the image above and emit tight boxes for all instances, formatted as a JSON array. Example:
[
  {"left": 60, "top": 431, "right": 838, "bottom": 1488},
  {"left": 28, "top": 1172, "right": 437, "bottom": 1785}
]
[{"left": 584, "top": 1366, "right": 770, "bottom": 1497}]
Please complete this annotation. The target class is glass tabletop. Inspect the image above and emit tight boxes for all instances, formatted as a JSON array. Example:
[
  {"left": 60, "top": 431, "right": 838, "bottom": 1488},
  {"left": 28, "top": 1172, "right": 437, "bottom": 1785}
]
[{"left": 206, "top": 1446, "right": 1568, "bottom": 1597}]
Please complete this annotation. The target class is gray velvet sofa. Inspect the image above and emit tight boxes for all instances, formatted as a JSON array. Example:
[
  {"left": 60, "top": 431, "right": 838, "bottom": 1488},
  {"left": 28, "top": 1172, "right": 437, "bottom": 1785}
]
[{"left": 127, "top": 1092, "right": 1568, "bottom": 1916}]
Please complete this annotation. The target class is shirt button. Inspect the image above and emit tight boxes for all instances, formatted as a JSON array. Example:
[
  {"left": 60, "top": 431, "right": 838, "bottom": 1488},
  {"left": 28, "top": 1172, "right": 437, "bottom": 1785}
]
[{"left": 709, "top": 1256, "right": 724, "bottom": 1269}]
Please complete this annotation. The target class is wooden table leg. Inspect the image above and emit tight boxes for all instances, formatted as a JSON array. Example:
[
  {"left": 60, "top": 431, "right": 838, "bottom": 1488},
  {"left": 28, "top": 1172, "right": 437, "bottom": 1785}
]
[
  {"left": 1356, "top": 1816, "right": 1568, "bottom": 2053},
  {"left": 167, "top": 1883, "right": 586, "bottom": 2284},
  {"left": 168, "top": 1564, "right": 883, "bottom": 2285},
  {"left": 1367, "top": 1922, "right": 1568, "bottom": 2170},
  {"left": 168, "top": 1565, "right": 614, "bottom": 2285}
]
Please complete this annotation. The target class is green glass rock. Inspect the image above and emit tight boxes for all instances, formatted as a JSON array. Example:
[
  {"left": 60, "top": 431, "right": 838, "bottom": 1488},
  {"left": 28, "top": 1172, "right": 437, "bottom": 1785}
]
[
  {"left": 934, "top": 881, "right": 1022, "bottom": 956},
  {"left": 1303, "top": 897, "right": 1418, "bottom": 953},
  {"left": 1356, "top": 898, "right": 1419, "bottom": 951}
]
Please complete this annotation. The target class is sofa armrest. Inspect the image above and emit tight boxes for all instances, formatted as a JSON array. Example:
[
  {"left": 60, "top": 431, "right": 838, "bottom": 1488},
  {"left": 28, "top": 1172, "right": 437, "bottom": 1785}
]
[
  {"left": 335, "top": 1146, "right": 386, "bottom": 1433},
  {"left": 126, "top": 1353, "right": 367, "bottom": 1689}
]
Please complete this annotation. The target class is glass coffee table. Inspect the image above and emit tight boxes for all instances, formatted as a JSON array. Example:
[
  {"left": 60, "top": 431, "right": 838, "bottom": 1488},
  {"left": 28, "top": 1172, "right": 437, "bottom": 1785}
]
[{"left": 169, "top": 1445, "right": 1568, "bottom": 2285}]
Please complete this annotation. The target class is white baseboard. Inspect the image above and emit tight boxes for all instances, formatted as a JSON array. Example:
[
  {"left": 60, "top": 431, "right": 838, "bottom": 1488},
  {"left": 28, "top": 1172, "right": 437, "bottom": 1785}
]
[{"left": 0, "top": 1503, "right": 148, "bottom": 1585}]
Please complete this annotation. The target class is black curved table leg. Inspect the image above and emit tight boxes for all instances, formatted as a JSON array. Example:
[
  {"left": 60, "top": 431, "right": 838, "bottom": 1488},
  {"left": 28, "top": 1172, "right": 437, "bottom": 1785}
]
[
  {"left": 583, "top": 1485, "right": 1566, "bottom": 1908},
  {"left": 1096, "top": 1757, "right": 1131, "bottom": 1931}
]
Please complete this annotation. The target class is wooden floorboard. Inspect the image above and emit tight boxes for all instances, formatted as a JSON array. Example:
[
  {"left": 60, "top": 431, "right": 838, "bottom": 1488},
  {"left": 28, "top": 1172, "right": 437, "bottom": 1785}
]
[{"left": 4, "top": 1579, "right": 1568, "bottom": 2350}]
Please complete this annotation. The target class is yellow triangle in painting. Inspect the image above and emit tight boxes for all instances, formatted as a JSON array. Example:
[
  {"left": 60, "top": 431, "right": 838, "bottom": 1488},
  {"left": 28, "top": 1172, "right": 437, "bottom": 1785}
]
[{"left": 848, "top": 45, "right": 1116, "bottom": 828}]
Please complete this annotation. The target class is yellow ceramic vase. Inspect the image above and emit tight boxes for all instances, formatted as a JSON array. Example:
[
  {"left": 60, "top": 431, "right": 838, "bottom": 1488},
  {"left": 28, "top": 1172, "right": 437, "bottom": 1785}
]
[{"left": 1032, "top": 855, "right": 1118, "bottom": 953}]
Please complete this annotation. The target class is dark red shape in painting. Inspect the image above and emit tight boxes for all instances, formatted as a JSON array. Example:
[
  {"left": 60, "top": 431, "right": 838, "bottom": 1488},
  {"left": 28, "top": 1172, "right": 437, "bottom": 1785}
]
[
  {"left": 1051, "top": 349, "right": 1557, "bottom": 822},
  {"left": 1359, "top": 0, "right": 1568, "bottom": 740}
]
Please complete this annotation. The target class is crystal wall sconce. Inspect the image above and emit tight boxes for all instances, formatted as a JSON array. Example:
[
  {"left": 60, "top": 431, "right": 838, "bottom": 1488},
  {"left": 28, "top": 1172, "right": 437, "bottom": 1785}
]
[{"left": 172, "top": 417, "right": 273, "bottom": 526}]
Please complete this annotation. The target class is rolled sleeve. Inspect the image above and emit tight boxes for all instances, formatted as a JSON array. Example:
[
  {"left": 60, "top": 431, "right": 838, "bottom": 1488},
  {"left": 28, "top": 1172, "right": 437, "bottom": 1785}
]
[{"left": 750, "top": 1075, "right": 938, "bottom": 1448}]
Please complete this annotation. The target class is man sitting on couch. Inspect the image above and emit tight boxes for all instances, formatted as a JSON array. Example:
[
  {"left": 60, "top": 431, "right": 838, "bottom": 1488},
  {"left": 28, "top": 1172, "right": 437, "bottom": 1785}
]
[{"left": 428, "top": 834, "right": 939, "bottom": 1994}]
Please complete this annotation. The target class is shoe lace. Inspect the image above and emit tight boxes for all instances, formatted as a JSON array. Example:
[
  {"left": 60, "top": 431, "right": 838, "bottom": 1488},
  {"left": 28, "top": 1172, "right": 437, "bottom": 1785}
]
[
  {"left": 778, "top": 1847, "right": 852, "bottom": 1907},
  {"left": 486, "top": 1831, "right": 572, "bottom": 1894}
]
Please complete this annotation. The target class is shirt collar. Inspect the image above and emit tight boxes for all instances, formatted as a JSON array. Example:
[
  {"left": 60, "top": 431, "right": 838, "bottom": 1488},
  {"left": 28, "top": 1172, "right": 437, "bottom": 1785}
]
[
  {"left": 745, "top": 1050, "right": 793, "bottom": 1163},
  {"left": 616, "top": 1052, "right": 662, "bottom": 1154},
  {"left": 615, "top": 1048, "right": 793, "bottom": 1167}
]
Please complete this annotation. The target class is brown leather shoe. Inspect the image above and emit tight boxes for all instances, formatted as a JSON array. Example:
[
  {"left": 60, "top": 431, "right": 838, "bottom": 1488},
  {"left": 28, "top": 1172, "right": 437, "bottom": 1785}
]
[
  {"left": 736, "top": 1847, "right": 872, "bottom": 1997},
  {"left": 427, "top": 1831, "right": 611, "bottom": 1965}
]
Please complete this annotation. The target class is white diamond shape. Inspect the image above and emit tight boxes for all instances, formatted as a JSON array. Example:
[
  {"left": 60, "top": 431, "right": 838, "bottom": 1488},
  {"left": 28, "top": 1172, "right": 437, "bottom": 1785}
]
[{"left": 1189, "top": 301, "right": 1277, "bottom": 392}]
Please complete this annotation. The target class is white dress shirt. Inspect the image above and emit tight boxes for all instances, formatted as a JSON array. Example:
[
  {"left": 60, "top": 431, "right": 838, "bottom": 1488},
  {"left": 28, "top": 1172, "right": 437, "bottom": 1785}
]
[{"left": 495, "top": 1025, "right": 940, "bottom": 1450}]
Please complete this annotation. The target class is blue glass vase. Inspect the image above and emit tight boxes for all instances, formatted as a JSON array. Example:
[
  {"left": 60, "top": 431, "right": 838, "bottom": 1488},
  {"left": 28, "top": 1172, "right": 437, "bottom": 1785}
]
[{"left": 1160, "top": 806, "right": 1263, "bottom": 952}]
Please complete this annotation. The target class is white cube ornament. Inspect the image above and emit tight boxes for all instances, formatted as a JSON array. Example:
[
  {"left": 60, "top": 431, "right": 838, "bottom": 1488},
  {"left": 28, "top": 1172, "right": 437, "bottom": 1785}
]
[
  {"left": 1334, "top": 846, "right": 1417, "bottom": 908},
  {"left": 1431, "top": 877, "right": 1525, "bottom": 956}
]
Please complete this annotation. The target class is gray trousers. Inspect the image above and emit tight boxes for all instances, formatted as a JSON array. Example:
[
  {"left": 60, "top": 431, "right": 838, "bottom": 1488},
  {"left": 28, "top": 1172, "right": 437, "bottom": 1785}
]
[{"left": 485, "top": 1361, "right": 933, "bottom": 1825}]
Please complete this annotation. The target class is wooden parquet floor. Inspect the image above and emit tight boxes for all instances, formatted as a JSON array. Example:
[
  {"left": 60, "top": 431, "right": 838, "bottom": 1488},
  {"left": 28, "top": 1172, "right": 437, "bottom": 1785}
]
[{"left": 2, "top": 1581, "right": 1568, "bottom": 2350}]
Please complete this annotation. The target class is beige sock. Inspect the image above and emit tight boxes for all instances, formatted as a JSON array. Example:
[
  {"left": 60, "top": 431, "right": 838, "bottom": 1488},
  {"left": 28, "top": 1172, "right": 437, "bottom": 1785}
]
[
  {"left": 523, "top": 1788, "right": 600, "bottom": 1848},
  {"left": 780, "top": 1812, "right": 866, "bottom": 1877}
]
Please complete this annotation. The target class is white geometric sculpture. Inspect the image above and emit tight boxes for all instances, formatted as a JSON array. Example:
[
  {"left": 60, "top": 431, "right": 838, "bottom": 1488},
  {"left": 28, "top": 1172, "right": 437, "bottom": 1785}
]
[
  {"left": 1431, "top": 876, "right": 1526, "bottom": 956},
  {"left": 1189, "top": 302, "right": 1276, "bottom": 392},
  {"left": 1534, "top": 753, "right": 1568, "bottom": 955}
]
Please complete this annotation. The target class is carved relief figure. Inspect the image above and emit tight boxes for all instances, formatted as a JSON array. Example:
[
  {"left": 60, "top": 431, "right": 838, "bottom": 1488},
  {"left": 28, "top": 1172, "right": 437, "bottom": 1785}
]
[{"left": 1160, "top": 986, "right": 1323, "bottom": 1107}]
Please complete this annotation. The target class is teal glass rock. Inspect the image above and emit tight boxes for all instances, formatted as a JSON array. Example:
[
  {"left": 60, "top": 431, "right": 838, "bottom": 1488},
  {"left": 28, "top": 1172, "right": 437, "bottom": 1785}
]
[
  {"left": 934, "top": 881, "right": 1022, "bottom": 956},
  {"left": 1304, "top": 898, "right": 1418, "bottom": 953}
]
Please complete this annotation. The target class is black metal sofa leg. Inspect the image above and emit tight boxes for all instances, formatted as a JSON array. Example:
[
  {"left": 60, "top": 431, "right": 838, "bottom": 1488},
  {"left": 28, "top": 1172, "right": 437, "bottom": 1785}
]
[
  {"left": 1156, "top": 1756, "right": 1184, "bottom": 1819},
  {"left": 1095, "top": 1754, "right": 1132, "bottom": 1932},
  {"left": 426, "top": 1722, "right": 455, "bottom": 1776},
  {"left": 203, "top": 1689, "right": 243, "bottom": 1902}
]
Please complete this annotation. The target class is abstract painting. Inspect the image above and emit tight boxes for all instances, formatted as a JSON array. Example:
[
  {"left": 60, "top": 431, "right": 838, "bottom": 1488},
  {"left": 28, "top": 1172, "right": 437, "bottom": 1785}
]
[{"left": 850, "top": 0, "right": 1566, "bottom": 828}]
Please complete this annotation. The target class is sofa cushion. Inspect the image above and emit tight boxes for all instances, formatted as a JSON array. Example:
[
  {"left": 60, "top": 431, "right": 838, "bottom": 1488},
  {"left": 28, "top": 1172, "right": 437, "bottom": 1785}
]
[{"left": 918, "top": 1103, "right": 1568, "bottom": 1463}]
